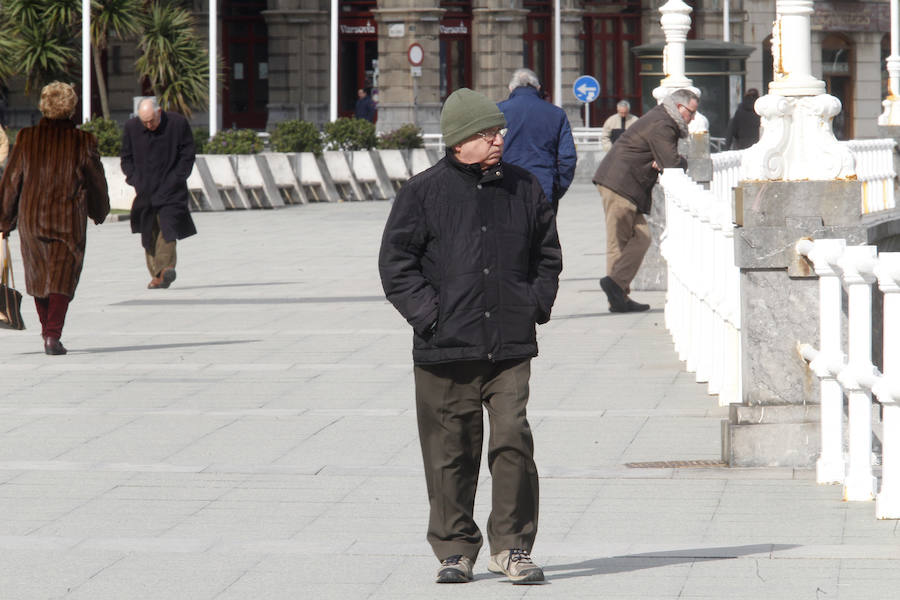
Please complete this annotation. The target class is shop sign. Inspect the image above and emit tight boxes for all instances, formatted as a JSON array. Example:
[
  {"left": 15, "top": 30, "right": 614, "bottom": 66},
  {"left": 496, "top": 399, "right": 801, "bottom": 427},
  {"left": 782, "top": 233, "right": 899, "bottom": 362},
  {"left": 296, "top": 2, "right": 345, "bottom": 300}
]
[
  {"left": 340, "top": 20, "right": 376, "bottom": 35},
  {"left": 811, "top": 2, "right": 889, "bottom": 32}
]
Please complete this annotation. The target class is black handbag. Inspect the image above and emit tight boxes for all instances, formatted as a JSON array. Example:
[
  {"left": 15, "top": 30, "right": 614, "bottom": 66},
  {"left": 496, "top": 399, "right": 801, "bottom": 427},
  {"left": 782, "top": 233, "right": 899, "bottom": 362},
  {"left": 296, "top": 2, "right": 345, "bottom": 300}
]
[{"left": 0, "top": 237, "right": 25, "bottom": 330}]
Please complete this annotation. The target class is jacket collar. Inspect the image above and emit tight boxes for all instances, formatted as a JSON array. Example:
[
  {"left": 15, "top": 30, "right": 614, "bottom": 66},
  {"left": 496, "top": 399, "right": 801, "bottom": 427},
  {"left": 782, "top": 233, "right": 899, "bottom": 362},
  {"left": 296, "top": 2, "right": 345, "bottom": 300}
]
[
  {"left": 509, "top": 85, "right": 541, "bottom": 100},
  {"left": 446, "top": 149, "right": 504, "bottom": 184},
  {"left": 661, "top": 96, "right": 690, "bottom": 138},
  {"left": 38, "top": 117, "right": 75, "bottom": 130}
]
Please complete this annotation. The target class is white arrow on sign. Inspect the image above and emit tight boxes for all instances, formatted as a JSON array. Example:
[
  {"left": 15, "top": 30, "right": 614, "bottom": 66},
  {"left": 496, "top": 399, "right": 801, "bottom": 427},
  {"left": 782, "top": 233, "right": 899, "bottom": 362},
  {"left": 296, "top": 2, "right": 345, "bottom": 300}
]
[{"left": 576, "top": 82, "right": 597, "bottom": 101}]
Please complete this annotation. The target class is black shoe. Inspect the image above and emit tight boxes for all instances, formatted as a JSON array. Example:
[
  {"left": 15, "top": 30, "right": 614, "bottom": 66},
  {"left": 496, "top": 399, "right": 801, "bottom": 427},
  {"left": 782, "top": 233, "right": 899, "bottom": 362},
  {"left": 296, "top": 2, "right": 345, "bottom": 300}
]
[
  {"left": 600, "top": 276, "right": 629, "bottom": 312},
  {"left": 159, "top": 268, "right": 176, "bottom": 289},
  {"left": 44, "top": 337, "right": 67, "bottom": 355},
  {"left": 610, "top": 298, "right": 651, "bottom": 313}
]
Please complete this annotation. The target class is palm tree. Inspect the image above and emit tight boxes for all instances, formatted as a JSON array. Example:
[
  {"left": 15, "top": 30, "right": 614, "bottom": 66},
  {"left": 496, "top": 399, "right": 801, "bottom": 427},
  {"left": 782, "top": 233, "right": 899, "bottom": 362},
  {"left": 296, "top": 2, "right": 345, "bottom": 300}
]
[
  {"left": 91, "top": 0, "right": 142, "bottom": 119},
  {"left": 0, "top": 0, "right": 78, "bottom": 94},
  {"left": 135, "top": 1, "right": 209, "bottom": 117}
]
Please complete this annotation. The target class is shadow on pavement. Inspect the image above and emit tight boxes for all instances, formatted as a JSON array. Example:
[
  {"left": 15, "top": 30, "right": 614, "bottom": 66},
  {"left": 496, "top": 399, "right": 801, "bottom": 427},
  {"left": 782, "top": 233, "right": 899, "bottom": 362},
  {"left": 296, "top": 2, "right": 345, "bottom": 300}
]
[
  {"left": 554, "top": 308, "right": 664, "bottom": 319},
  {"left": 544, "top": 544, "right": 800, "bottom": 580},
  {"left": 172, "top": 281, "right": 302, "bottom": 291},
  {"left": 71, "top": 340, "right": 261, "bottom": 353},
  {"left": 113, "top": 296, "right": 386, "bottom": 306}
]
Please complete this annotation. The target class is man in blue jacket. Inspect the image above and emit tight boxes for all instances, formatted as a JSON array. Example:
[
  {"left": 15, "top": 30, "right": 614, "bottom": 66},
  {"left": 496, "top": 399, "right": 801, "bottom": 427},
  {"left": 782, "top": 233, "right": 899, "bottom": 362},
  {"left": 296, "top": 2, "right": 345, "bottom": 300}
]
[{"left": 498, "top": 68, "right": 577, "bottom": 213}]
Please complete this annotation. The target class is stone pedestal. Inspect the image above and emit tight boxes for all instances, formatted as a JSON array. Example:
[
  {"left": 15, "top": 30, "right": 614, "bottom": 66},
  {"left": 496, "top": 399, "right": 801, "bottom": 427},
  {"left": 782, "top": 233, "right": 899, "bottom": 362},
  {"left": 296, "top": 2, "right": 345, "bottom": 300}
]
[
  {"left": 372, "top": 4, "right": 445, "bottom": 135},
  {"left": 472, "top": 5, "right": 528, "bottom": 102},
  {"left": 722, "top": 179, "right": 866, "bottom": 467}
]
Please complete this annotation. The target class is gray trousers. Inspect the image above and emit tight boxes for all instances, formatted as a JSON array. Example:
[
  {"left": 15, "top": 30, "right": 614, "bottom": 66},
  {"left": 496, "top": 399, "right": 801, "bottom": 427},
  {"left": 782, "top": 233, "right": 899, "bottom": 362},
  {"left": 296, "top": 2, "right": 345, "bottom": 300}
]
[{"left": 413, "top": 358, "right": 538, "bottom": 561}]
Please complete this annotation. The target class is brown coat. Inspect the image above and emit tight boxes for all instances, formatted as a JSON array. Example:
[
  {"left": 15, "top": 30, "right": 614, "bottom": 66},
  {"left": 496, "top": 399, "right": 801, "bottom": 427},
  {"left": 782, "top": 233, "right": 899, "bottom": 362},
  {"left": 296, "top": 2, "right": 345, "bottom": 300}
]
[
  {"left": 0, "top": 118, "right": 109, "bottom": 298},
  {"left": 592, "top": 99, "right": 688, "bottom": 214}
]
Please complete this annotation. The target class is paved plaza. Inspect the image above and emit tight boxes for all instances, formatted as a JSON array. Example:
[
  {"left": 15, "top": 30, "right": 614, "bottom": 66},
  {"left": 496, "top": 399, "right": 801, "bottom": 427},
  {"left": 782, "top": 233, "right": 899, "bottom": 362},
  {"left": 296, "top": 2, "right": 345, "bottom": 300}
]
[{"left": 0, "top": 182, "right": 899, "bottom": 599}]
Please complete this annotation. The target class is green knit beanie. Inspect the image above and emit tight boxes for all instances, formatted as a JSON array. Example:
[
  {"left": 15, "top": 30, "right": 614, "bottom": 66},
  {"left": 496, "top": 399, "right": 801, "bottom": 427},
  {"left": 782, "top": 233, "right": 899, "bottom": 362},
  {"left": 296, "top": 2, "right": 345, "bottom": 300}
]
[{"left": 440, "top": 88, "right": 507, "bottom": 147}]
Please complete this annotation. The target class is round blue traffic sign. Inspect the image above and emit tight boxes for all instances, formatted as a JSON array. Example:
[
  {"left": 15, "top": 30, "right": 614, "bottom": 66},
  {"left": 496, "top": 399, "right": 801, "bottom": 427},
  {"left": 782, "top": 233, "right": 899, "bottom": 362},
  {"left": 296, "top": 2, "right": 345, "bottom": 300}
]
[{"left": 572, "top": 75, "right": 600, "bottom": 103}]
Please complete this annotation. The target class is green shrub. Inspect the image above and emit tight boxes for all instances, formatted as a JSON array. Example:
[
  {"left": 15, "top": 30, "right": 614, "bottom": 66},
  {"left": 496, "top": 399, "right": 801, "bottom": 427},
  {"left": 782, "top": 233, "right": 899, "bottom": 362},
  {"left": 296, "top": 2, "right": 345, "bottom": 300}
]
[
  {"left": 192, "top": 127, "right": 209, "bottom": 153},
  {"left": 322, "top": 117, "right": 377, "bottom": 151},
  {"left": 377, "top": 123, "right": 424, "bottom": 150},
  {"left": 79, "top": 117, "right": 122, "bottom": 157},
  {"left": 203, "top": 129, "right": 263, "bottom": 154},
  {"left": 270, "top": 119, "right": 323, "bottom": 154}
]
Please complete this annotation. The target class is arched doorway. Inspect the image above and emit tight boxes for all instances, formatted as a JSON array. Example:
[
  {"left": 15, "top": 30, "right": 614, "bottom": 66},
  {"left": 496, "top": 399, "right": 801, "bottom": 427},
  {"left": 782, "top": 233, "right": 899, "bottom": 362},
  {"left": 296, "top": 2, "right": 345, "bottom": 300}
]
[{"left": 822, "top": 33, "right": 853, "bottom": 140}]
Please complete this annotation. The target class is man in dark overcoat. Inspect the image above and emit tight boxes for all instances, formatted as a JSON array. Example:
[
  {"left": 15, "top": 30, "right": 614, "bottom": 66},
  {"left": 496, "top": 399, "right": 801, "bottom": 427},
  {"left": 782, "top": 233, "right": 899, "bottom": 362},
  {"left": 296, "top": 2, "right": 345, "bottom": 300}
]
[
  {"left": 379, "top": 88, "right": 561, "bottom": 585},
  {"left": 121, "top": 97, "right": 197, "bottom": 289},
  {"left": 592, "top": 88, "right": 698, "bottom": 313}
]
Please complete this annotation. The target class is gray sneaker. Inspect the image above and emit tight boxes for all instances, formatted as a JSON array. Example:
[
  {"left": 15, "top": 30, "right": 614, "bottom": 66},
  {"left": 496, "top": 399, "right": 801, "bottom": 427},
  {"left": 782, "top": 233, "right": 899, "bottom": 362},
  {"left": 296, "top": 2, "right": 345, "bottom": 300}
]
[
  {"left": 488, "top": 549, "right": 545, "bottom": 584},
  {"left": 436, "top": 554, "right": 474, "bottom": 583}
]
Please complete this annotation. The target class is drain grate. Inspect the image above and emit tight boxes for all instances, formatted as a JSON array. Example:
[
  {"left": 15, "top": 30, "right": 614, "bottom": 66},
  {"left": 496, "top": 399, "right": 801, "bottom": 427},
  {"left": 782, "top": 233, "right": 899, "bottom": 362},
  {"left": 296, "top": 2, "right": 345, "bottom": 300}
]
[{"left": 625, "top": 459, "right": 727, "bottom": 469}]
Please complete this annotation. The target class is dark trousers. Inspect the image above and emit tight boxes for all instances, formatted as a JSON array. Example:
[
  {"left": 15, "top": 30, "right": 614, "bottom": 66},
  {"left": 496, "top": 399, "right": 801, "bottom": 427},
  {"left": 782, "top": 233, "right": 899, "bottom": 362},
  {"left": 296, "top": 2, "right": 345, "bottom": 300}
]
[
  {"left": 34, "top": 293, "right": 70, "bottom": 339},
  {"left": 413, "top": 358, "right": 538, "bottom": 561}
]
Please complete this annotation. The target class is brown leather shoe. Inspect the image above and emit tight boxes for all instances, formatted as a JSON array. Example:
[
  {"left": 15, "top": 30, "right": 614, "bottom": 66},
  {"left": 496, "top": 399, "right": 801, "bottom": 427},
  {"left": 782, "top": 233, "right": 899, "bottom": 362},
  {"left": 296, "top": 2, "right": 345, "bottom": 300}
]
[
  {"left": 44, "top": 337, "right": 67, "bottom": 355},
  {"left": 147, "top": 276, "right": 163, "bottom": 289}
]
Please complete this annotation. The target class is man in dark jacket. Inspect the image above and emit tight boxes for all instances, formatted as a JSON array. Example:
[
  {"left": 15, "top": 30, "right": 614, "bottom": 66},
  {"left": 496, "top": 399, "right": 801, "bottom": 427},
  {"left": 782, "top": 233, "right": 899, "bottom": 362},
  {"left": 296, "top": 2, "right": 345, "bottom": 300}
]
[
  {"left": 592, "top": 88, "right": 698, "bottom": 313},
  {"left": 354, "top": 88, "right": 376, "bottom": 123},
  {"left": 379, "top": 87, "right": 561, "bottom": 586},
  {"left": 725, "top": 88, "right": 760, "bottom": 150},
  {"left": 498, "top": 68, "right": 576, "bottom": 213},
  {"left": 121, "top": 98, "right": 197, "bottom": 289}
]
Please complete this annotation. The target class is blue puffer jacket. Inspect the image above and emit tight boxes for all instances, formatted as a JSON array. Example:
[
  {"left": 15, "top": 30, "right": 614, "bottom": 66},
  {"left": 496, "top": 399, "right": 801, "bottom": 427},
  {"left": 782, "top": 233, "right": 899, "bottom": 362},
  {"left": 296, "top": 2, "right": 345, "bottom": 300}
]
[{"left": 498, "top": 86, "right": 577, "bottom": 205}]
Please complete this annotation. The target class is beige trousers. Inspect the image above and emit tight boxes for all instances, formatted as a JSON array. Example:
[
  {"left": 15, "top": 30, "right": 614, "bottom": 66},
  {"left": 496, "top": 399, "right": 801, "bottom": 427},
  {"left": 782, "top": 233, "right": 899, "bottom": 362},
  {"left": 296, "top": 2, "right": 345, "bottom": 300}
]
[
  {"left": 597, "top": 184, "right": 651, "bottom": 294},
  {"left": 145, "top": 214, "right": 177, "bottom": 278}
]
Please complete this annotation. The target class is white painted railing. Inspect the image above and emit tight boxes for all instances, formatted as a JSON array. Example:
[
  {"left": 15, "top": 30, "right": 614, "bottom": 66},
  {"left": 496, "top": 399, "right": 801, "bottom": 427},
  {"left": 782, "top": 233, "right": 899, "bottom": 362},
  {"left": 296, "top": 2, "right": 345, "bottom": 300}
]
[
  {"left": 712, "top": 141, "right": 896, "bottom": 217},
  {"left": 659, "top": 169, "right": 742, "bottom": 405},
  {"left": 797, "top": 239, "right": 900, "bottom": 518},
  {"left": 841, "top": 139, "right": 897, "bottom": 213}
]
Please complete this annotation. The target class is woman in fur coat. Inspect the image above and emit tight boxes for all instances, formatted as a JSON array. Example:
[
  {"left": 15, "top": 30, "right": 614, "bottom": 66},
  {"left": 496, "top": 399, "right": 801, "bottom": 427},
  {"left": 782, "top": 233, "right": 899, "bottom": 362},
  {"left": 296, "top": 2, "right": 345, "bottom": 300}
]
[{"left": 0, "top": 82, "right": 109, "bottom": 355}]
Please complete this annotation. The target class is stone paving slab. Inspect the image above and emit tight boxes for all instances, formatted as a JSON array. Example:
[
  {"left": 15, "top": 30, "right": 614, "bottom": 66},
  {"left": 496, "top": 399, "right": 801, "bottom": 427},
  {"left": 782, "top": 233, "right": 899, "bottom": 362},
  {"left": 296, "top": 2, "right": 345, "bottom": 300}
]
[{"left": 0, "top": 183, "right": 897, "bottom": 598}]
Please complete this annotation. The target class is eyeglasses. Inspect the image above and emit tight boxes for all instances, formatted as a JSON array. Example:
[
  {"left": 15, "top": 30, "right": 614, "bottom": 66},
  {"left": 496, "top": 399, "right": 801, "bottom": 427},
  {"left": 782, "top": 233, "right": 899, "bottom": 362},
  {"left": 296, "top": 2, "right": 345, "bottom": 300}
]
[
  {"left": 476, "top": 128, "right": 508, "bottom": 143},
  {"left": 678, "top": 104, "right": 697, "bottom": 117}
]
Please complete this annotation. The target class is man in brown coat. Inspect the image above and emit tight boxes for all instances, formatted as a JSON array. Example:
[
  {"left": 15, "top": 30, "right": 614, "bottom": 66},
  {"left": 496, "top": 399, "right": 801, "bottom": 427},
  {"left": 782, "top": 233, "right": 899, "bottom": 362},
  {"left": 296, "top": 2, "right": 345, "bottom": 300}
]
[
  {"left": 592, "top": 88, "right": 698, "bottom": 312},
  {"left": 0, "top": 82, "right": 109, "bottom": 355}
]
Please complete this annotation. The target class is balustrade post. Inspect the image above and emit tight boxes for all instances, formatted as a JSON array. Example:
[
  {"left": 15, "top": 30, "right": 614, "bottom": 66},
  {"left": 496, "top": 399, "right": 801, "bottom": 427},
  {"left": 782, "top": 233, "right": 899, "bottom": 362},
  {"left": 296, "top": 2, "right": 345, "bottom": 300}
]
[
  {"left": 875, "top": 253, "right": 900, "bottom": 517},
  {"left": 803, "top": 239, "right": 847, "bottom": 484},
  {"left": 838, "top": 246, "right": 879, "bottom": 501}
]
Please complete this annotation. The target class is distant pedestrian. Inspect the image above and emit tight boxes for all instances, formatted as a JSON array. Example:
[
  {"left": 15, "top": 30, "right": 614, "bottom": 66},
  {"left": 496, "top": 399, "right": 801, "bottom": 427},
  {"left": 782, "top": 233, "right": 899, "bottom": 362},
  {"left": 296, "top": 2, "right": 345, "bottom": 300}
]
[
  {"left": 0, "top": 82, "right": 109, "bottom": 355},
  {"left": 725, "top": 88, "right": 760, "bottom": 150},
  {"left": 121, "top": 98, "right": 197, "bottom": 289},
  {"left": 498, "top": 68, "right": 576, "bottom": 213},
  {"left": 593, "top": 88, "right": 698, "bottom": 313},
  {"left": 600, "top": 100, "right": 638, "bottom": 151},
  {"left": 355, "top": 88, "right": 377, "bottom": 123},
  {"left": 379, "top": 87, "right": 561, "bottom": 585}
]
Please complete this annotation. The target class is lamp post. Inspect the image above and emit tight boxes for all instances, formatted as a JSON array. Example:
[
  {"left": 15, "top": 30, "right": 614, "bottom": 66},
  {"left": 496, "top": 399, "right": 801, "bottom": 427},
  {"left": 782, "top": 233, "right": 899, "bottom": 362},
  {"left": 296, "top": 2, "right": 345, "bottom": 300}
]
[{"left": 82, "top": 0, "right": 90, "bottom": 123}]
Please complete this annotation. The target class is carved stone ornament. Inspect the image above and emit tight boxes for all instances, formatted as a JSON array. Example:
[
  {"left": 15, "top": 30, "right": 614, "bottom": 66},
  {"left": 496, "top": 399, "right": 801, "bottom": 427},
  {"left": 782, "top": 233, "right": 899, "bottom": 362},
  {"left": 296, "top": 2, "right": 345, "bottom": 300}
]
[{"left": 741, "top": 94, "right": 856, "bottom": 181}]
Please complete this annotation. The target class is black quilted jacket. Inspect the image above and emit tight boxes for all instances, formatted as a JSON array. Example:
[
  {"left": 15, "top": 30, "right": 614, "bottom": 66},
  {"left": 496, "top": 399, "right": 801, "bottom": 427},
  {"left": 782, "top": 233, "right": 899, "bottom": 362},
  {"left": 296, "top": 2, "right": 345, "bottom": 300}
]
[{"left": 379, "top": 152, "right": 562, "bottom": 365}]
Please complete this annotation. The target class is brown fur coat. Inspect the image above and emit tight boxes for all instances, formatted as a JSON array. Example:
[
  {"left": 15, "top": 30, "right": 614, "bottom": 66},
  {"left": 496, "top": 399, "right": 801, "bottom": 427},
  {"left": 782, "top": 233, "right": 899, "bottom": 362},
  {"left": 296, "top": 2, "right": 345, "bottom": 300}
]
[{"left": 0, "top": 118, "right": 109, "bottom": 298}]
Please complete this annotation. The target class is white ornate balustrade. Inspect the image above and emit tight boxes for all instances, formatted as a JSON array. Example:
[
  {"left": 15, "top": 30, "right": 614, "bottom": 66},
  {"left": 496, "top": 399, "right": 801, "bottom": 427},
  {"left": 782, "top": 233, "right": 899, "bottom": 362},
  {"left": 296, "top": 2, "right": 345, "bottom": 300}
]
[
  {"left": 840, "top": 139, "right": 897, "bottom": 213},
  {"left": 659, "top": 169, "right": 742, "bottom": 405},
  {"left": 797, "top": 240, "right": 900, "bottom": 518}
]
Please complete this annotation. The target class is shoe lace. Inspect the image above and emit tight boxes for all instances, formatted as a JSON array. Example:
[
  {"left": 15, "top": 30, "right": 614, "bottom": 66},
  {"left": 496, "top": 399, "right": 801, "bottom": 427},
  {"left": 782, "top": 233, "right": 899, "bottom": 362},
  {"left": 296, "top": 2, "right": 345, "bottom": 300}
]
[
  {"left": 509, "top": 549, "right": 533, "bottom": 565},
  {"left": 441, "top": 554, "right": 464, "bottom": 566}
]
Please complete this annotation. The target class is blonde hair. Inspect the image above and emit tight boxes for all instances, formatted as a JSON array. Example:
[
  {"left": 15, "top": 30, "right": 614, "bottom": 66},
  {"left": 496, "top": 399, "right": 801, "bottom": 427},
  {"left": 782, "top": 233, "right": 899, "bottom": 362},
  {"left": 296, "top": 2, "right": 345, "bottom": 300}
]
[{"left": 39, "top": 82, "right": 78, "bottom": 119}]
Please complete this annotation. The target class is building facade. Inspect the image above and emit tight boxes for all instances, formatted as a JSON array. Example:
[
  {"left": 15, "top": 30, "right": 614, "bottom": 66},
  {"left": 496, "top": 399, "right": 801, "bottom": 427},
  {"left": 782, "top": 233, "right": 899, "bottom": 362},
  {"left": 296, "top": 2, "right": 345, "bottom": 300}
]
[{"left": 0, "top": 0, "right": 891, "bottom": 141}]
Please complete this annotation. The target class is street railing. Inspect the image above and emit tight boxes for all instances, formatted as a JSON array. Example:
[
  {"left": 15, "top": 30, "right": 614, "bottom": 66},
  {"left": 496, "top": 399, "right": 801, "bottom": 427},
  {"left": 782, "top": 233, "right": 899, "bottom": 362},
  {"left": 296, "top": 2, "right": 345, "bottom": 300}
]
[
  {"left": 841, "top": 139, "right": 897, "bottom": 213},
  {"left": 797, "top": 239, "right": 900, "bottom": 519},
  {"left": 659, "top": 168, "right": 742, "bottom": 405}
]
